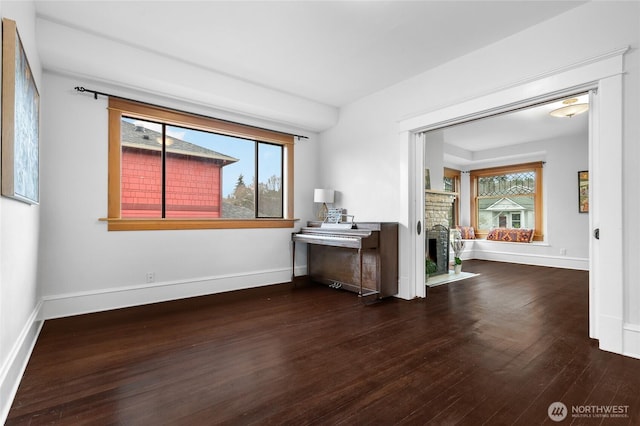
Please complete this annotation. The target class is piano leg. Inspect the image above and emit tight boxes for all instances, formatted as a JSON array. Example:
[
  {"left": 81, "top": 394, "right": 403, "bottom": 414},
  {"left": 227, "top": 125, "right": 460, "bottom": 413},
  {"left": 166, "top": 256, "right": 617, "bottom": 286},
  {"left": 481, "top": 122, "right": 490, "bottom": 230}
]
[
  {"left": 291, "top": 239, "right": 296, "bottom": 286},
  {"left": 358, "top": 248, "right": 363, "bottom": 296}
]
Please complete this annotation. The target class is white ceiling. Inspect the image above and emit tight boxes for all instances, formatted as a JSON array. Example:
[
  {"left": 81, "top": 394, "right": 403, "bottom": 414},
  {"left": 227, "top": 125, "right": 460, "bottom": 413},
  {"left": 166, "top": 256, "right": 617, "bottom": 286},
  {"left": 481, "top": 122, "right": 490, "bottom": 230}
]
[
  {"left": 438, "top": 93, "right": 590, "bottom": 165},
  {"left": 34, "top": 1, "right": 589, "bottom": 148},
  {"left": 34, "top": 1, "right": 585, "bottom": 108}
]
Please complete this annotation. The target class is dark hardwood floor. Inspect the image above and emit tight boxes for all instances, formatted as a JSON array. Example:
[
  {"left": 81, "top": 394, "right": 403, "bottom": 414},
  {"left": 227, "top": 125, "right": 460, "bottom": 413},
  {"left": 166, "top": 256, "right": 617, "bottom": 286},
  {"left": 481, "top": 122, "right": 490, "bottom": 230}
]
[{"left": 7, "top": 260, "right": 640, "bottom": 425}]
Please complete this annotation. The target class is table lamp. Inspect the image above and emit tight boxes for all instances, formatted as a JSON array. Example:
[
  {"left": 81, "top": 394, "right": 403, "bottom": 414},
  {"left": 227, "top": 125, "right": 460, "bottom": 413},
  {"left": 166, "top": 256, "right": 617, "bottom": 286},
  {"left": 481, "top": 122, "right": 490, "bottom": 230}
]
[{"left": 314, "top": 188, "right": 334, "bottom": 220}]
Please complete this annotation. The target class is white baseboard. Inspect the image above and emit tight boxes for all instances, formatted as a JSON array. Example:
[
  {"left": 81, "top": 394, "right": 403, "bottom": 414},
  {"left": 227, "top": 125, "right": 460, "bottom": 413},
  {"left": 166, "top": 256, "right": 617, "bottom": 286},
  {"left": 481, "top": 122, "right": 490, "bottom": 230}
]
[
  {"left": 598, "top": 314, "right": 624, "bottom": 354},
  {"left": 623, "top": 323, "right": 640, "bottom": 359},
  {"left": 469, "top": 247, "right": 589, "bottom": 270},
  {"left": 396, "top": 275, "right": 412, "bottom": 300},
  {"left": 41, "top": 266, "right": 306, "bottom": 320},
  {"left": 0, "top": 302, "right": 44, "bottom": 425}
]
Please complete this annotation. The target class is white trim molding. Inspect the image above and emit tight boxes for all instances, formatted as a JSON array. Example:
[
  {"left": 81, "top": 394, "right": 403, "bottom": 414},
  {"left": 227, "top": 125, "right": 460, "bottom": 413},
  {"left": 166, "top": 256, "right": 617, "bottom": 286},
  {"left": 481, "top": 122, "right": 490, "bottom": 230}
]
[
  {"left": 623, "top": 324, "right": 640, "bottom": 360},
  {"left": 0, "top": 302, "right": 44, "bottom": 424},
  {"left": 399, "top": 47, "right": 629, "bottom": 133},
  {"left": 41, "top": 267, "right": 302, "bottom": 320}
]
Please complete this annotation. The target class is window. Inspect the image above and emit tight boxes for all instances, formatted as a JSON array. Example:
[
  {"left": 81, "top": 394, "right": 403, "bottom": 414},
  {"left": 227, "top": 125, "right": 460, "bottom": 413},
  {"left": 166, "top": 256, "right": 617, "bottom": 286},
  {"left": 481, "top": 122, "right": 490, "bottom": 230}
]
[
  {"left": 470, "top": 162, "right": 543, "bottom": 240},
  {"left": 107, "top": 98, "right": 295, "bottom": 231},
  {"left": 511, "top": 213, "right": 521, "bottom": 228},
  {"left": 443, "top": 168, "right": 460, "bottom": 229}
]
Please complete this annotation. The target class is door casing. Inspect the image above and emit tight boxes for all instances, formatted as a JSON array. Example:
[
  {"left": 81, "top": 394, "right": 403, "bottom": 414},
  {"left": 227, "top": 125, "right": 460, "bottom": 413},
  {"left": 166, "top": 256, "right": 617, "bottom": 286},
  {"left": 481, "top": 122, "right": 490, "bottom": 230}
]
[{"left": 399, "top": 47, "right": 627, "bottom": 355}]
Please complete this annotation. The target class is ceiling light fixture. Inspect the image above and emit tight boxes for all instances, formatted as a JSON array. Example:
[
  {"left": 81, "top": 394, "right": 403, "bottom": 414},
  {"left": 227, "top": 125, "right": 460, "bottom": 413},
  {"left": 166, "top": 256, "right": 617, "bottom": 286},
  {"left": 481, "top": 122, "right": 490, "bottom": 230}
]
[{"left": 549, "top": 98, "right": 589, "bottom": 118}]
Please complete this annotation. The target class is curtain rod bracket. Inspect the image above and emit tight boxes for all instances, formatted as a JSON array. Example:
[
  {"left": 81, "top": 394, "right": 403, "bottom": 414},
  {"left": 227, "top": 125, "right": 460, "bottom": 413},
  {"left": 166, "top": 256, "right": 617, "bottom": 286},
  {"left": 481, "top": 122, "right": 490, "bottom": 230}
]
[{"left": 75, "top": 86, "right": 107, "bottom": 100}]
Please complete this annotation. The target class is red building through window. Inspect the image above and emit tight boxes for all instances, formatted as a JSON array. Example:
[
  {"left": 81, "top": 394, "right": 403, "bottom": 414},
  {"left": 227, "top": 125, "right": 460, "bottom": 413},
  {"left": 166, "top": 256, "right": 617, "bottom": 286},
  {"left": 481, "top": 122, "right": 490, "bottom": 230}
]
[{"left": 120, "top": 121, "right": 238, "bottom": 218}]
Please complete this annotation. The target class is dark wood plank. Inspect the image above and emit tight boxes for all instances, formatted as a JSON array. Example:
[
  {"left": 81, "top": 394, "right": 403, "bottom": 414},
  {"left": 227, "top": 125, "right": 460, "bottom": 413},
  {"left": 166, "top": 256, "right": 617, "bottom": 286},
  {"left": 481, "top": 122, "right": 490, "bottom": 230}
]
[{"left": 7, "top": 260, "right": 640, "bottom": 425}]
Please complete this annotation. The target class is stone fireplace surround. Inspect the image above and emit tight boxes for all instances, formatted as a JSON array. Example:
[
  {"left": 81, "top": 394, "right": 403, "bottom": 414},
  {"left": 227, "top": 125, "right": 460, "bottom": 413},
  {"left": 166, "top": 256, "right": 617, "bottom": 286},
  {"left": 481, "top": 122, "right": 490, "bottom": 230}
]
[{"left": 425, "top": 190, "right": 456, "bottom": 276}]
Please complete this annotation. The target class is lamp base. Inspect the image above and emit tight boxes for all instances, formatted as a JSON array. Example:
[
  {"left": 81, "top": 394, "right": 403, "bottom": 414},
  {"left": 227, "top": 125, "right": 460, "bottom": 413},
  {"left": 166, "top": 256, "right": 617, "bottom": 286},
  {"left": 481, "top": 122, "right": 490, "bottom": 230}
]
[{"left": 317, "top": 203, "right": 328, "bottom": 221}]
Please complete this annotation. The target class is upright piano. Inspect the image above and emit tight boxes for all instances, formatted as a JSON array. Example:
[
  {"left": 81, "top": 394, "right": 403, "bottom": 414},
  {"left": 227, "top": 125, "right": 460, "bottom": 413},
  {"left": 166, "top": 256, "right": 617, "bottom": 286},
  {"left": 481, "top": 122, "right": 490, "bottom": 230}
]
[{"left": 292, "top": 222, "right": 398, "bottom": 299}]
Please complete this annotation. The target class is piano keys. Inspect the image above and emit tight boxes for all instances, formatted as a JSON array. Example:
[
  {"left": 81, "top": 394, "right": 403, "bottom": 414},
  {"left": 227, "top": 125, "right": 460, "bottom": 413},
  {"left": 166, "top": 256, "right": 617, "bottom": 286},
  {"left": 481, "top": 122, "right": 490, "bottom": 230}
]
[
  {"left": 291, "top": 228, "right": 374, "bottom": 249},
  {"left": 292, "top": 222, "right": 398, "bottom": 299}
]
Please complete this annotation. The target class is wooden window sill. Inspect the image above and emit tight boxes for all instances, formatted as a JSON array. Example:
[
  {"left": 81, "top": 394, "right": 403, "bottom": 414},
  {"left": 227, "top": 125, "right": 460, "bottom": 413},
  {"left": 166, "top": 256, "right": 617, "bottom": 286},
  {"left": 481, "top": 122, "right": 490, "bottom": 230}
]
[{"left": 99, "top": 218, "right": 299, "bottom": 231}]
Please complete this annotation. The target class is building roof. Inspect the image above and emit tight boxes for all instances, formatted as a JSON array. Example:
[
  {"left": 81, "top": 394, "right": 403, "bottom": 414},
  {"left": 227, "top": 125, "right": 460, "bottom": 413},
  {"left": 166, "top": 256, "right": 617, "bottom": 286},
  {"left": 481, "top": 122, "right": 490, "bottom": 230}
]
[
  {"left": 485, "top": 197, "right": 527, "bottom": 211},
  {"left": 221, "top": 201, "right": 255, "bottom": 219},
  {"left": 121, "top": 120, "right": 238, "bottom": 165}
]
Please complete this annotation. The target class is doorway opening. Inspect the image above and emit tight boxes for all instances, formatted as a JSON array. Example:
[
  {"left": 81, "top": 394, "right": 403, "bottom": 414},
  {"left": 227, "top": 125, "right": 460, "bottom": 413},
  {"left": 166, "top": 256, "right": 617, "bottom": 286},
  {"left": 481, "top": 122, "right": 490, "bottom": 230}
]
[
  {"left": 400, "top": 47, "right": 626, "bottom": 355},
  {"left": 420, "top": 93, "right": 590, "bottom": 285}
]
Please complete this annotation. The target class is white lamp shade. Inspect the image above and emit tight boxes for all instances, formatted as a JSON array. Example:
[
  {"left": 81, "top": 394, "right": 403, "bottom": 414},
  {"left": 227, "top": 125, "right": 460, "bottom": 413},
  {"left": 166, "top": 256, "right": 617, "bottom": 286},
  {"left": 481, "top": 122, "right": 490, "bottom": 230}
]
[{"left": 314, "top": 189, "right": 335, "bottom": 203}]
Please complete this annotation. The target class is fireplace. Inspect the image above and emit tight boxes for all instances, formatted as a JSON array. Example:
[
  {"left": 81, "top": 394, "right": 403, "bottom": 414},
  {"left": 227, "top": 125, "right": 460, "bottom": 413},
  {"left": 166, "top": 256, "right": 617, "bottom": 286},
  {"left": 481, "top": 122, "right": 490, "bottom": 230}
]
[
  {"left": 427, "top": 224, "right": 449, "bottom": 276},
  {"left": 425, "top": 190, "right": 456, "bottom": 277}
]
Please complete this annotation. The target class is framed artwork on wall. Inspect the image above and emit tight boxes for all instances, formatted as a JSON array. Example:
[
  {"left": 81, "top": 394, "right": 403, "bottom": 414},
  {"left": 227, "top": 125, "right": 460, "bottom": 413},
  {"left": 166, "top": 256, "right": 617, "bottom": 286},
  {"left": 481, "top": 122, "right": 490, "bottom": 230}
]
[
  {"left": 2, "top": 18, "right": 40, "bottom": 204},
  {"left": 578, "top": 170, "right": 589, "bottom": 213}
]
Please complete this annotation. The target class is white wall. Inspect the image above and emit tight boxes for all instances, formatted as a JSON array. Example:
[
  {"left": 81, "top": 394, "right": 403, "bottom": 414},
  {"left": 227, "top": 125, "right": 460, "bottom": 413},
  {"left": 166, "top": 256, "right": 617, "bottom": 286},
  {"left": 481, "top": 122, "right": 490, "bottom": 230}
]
[
  {"left": 319, "top": 3, "right": 639, "bottom": 322},
  {"left": 37, "top": 73, "right": 319, "bottom": 319},
  {"left": 424, "top": 133, "right": 444, "bottom": 192},
  {"left": 0, "top": 0, "right": 44, "bottom": 421}
]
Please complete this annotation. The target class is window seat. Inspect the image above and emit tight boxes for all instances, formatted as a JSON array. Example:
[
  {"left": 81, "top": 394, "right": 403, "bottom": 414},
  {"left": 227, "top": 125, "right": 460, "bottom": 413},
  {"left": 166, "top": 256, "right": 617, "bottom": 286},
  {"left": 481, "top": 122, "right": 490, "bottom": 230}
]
[
  {"left": 454, "top": 238, "right": 550, "bottom": 264},
  {"left": 453, "top": 227, "right": 547, "bottom": 264},
  {"left": 452, "top": 227, "right": 586, "bottom": 270}
]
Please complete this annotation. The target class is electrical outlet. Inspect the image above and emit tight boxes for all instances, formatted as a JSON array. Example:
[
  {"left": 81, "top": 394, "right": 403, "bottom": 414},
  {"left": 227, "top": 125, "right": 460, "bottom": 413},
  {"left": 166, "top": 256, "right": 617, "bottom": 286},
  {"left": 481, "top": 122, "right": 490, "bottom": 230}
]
[
  {"left": 146, "top": 272, "right": 155, "bottom": 283},
  {"left": 560, "top": 248, "right": 567, "bottom": 256}
]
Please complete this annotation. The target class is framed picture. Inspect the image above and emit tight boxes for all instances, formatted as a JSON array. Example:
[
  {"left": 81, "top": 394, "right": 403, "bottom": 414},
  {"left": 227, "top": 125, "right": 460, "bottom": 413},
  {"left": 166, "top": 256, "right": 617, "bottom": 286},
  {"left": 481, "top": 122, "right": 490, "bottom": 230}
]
[
  {"left": 2, "top": 18, "right": 40, "bottom": 204},
  {"left": 578, "top": 170, "right": 589, "bottom": 213}
]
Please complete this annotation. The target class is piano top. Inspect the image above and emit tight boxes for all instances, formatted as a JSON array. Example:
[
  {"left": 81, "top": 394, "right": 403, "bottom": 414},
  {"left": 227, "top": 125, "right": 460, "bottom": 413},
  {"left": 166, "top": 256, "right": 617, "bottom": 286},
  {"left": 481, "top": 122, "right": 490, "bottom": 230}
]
[
  {"left": 292, "top": 226, "right": 377, "bottom": 249},
  {"left": 297, "top": 227, "right": 372, "bottom": 237},
  {"left": 305, "top": 221, "right": 398, "bottom": 232}
]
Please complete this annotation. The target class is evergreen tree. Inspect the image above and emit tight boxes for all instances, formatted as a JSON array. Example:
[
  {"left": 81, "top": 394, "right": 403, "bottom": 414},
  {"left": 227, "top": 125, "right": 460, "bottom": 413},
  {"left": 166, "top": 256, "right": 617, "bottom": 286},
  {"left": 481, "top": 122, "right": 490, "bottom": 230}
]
[{"left": 229, "top": 174, "right": 254, "bottom": 210}]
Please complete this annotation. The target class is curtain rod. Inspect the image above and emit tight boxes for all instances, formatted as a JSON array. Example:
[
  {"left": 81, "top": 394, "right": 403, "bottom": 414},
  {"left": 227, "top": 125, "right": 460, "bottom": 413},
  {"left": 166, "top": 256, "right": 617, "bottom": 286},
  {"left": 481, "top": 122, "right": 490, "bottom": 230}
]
[{"left": 73, "top": 86, "right": 309, "bottom": 141}]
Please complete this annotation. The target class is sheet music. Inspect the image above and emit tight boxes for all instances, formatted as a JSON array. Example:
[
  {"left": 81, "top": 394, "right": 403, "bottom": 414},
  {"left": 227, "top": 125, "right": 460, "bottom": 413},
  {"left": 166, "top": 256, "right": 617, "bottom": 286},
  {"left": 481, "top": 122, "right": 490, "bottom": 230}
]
[{"left": 323, "top": 208, "right": 354, "bottom": 229}]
